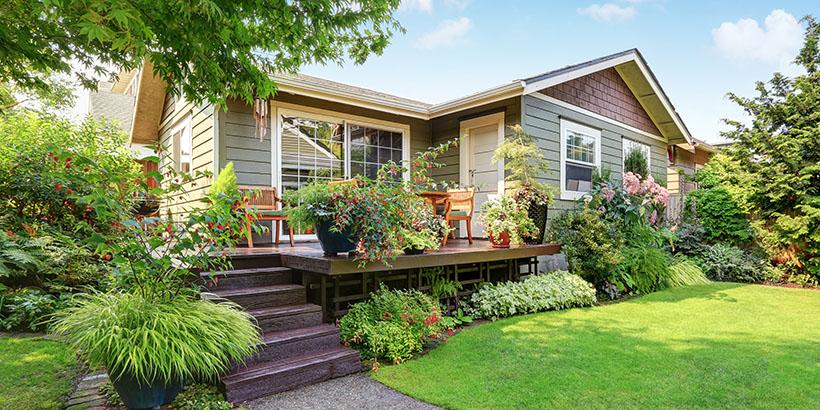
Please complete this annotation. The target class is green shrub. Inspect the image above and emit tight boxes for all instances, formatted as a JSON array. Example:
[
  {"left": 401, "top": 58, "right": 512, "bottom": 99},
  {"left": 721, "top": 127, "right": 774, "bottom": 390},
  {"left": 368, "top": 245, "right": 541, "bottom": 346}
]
[
  {"left": 623, "top": 147, "right": 649, "bottom": 177},
  {"left": 684, "top": 187, "right": 751, "bottom": 244},
  {"left": 548, "top": 208, "right": 622, "bottom": 288},
  {"left": 695, "top": 244, "right": 765, "bottom": 283},
  {"left": 465, "top": 272, "right": 597, "bottom": 321},
  {"left": 208, "top": 162, "right": 239, "bottom": 199},
  {"left": 665, "top": 258, "right": 710, "bottom": 288},
  {"left": 51, "top": 292, "right": 260, "bottom": 384},
  {"left": 0, "top": 288, "right": 68, "bottom": 331},
  {"left": 613, "top": 246, "right": 671, "bottom": 294},
  {"left": 674, "top": 223, "right": 707, "bottom": 256},
  {"left": 172, "top": 384, "right": 236, "bottom": 410},
  {"left": 339, "top": 284, "right": 444, "bottom": 364}
]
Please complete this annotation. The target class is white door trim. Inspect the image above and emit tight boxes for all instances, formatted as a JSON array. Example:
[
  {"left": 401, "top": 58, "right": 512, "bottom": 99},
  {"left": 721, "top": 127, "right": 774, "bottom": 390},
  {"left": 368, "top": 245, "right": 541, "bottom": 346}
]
[{"left": 458, "top": 111, "right": 505, "bottom": 194}]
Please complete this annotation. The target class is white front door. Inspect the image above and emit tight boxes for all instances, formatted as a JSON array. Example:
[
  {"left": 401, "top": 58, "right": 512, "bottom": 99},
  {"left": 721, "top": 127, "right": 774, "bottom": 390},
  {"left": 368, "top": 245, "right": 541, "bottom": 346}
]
[{"left": 460, "top": 113, "right": 504, "bottom": 238}]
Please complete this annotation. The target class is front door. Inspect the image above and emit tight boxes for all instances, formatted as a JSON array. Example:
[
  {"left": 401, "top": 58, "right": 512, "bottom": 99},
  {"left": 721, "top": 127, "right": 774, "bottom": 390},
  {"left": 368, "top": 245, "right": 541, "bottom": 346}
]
[{"left": 460, "top": 113, "right": 504, "bottom": 238}]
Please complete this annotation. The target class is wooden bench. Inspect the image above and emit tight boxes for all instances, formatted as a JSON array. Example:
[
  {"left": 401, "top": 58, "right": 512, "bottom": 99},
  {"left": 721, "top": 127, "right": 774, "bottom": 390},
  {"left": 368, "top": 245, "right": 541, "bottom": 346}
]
[{"left": 239, "top": 185, "right": 294, "bottom": 247}]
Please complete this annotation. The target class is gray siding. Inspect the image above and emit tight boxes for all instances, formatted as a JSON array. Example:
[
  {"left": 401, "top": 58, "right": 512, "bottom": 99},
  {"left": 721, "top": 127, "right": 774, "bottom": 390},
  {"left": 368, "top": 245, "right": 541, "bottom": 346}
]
[
  {"left": 521, "top": 95, "right": 668, "bottom": 215},
  {"left": 430, "top": 97, "right": 521, "bottom": 184},
  {"left": 221, "top": 99, "right": 272, "bottom": 186}
]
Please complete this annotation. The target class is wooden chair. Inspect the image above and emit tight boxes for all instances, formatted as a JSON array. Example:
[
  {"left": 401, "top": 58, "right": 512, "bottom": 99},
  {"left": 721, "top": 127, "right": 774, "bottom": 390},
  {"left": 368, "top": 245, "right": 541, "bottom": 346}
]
[
  {"left": 328, "top": 179, "right": 358, "bottom": 187},
  {"left": 239, "top": 185, "right": 294, "bottom": 248},
  {"left": 443, "top": 187, "right": 475, "bottom": 245}
]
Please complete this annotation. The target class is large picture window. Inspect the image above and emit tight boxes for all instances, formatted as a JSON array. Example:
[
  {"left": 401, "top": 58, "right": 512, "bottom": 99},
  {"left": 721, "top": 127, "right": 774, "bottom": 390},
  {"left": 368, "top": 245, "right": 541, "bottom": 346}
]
[
  {"left": 623, "top": 138, "right": 651, "bottom": 171},
  {"left": 560, "top": 119, "right": 601, "bottom": 200},
  {"left": 275, "top": 109, "right": 408, "bottom": 235}
]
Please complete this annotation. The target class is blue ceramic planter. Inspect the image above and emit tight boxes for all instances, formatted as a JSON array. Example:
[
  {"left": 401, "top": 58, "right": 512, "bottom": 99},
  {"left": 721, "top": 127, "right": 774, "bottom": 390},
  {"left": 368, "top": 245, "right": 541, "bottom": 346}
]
[
  {"left": 111, "top": 373, "right": 183, "bottom": 409},
  {"left": 315, "top": 220, "right": 355, "bottom": 256}
]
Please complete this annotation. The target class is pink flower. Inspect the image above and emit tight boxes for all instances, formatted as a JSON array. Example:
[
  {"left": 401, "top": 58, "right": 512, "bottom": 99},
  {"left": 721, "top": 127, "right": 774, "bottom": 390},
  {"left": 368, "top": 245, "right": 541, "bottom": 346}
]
[
  {"left": 623, "top": 172, "right": 641, "bottom": 195},
  {"left": 601, "top": 186, "right": 615, "bottom": 203},
  {"left": 649, "top": 209, "right": 658, "bottom": 225}
]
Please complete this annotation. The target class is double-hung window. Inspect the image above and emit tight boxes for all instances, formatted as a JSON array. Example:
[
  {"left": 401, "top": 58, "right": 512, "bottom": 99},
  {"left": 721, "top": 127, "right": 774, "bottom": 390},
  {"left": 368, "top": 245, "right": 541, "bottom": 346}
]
[{"left": 560, "top": 119, "right": 601, "bottom": 200}]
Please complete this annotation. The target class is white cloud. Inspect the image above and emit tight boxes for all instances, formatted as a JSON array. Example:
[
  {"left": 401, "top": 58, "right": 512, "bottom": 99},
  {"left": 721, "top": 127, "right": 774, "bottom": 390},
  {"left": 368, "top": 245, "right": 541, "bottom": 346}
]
[
  {"left": 400, "top": 0, "right": 433, "bottom": 13},
  {"left": 577, "top": 3, "right": 637, "bottom": 22},
  {"left": 712, "top": 9, "right": 803, "bottom": 65},
  {"left": 416, "top": 17, "right": 472, "bottom": 49}
]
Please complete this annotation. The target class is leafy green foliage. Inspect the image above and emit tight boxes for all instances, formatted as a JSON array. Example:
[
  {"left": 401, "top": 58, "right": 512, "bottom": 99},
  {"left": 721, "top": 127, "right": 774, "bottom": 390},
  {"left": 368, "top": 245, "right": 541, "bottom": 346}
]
[
  {"left": 408, "top": 139, "right": 460, "bottom": 191},
  {"left": 719, "top": 17, "right": 820, "bottom": 279},
  {"left": 548, "top": 207, "right": 623, "bottom": 289},
  {"left": 465, "top": 272, "right": 597, "bottom": 321},
  {"left": 479, "top": 195, "right": 538, "bottom": 244},
  {"left": 0, "top": 0, "right": 403, "bottom": 106},
  {"left": 339, "top": 284, "right": 445, "bottom": 364},
  {"left": 623, "top": 147, "right": 649, "bottom": 178},
  {"left": 685, "top": 187, "right": 751, "bottom": 244},
  {"left": 613, "top": 246, "right": 671, "bottom": 294},
  {"left": 673, "top": 223, "right": 708, "bottom": 256},
  {"left": 51, "top": 292, "right": 260, "bottom": 384},
  {"left": 492, "top": 125, "right": 555, "bottom": 206},
  {"left": 208, "top": 162, "right": 239, "bottom": 199},
  {"left": 172, "top": 384, "right": 238, "bottom": 410},
  {"left": 694, "top": 244, "right": 766, "bottom": 283},
  {"left": 665, "top": 258, "right": 710, "bottom": 288},
  {"left": 0, "top": 289, "right": 68, "bottom": 331}
]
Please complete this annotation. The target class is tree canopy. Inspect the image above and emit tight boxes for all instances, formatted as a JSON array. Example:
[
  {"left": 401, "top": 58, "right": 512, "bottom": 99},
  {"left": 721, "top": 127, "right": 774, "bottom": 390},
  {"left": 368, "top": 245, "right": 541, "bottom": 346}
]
[
  {"left": 0, "top": 0, "right": 403, "bottom": 107},
  {"left": 721, "top": 16, "right": 820, "bottom": 278}
]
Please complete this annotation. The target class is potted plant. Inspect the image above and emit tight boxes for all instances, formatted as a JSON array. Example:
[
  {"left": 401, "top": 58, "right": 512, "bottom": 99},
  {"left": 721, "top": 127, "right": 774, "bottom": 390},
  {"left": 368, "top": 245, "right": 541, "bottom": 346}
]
[
  {"left": 399, "top": 197, "right": 451, "bottom": 255},
  {"left": 50, "top": 151, "right": 260, "bottom": 409},
  {"left": 284, "top": 182, "right": 356, "bottom": 256},
  {"left": 492, "top": 125, "right": 555, "bottom": 244},
  {"left": 401, "top": 228, "right": 440, "bottom": 255},
  {"left": 480, "top": 195, "right": 537, "bottom": 248}
]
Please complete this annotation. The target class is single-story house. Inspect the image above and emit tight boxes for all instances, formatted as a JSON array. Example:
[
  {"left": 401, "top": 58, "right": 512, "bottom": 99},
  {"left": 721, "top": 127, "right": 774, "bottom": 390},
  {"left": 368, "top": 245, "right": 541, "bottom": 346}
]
[{"left": 109, "top": 48, "right": 701, "bottom": 243}]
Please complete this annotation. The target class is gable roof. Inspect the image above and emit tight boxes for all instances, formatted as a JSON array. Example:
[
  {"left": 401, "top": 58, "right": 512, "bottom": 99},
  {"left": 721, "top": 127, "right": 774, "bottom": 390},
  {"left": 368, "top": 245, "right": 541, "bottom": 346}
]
[
  {"left": 88, "top": 81, "right": 135, "bottom": 133},
  {"left": 121, "top": 49, "right": 693, "bottom": 145}
]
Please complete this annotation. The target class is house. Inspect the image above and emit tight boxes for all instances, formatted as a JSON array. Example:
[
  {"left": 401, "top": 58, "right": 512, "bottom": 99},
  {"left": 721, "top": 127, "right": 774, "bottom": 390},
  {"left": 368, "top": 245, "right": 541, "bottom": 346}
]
[
  {"left": 667, "top": 137, "right": 717, "bottom": 196},
  {"left": 113, "top": 48, "right": 694, "bottom": 243}
]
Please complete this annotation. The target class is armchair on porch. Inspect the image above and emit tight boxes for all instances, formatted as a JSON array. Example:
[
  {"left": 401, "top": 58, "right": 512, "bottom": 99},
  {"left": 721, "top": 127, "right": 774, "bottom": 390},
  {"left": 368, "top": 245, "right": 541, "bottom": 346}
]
[
  {"left": 239, "top": 185, "right": 294, "bottom": 248},
  {"left": 443, "top": 187, "right": 475, "bottom": 245}
]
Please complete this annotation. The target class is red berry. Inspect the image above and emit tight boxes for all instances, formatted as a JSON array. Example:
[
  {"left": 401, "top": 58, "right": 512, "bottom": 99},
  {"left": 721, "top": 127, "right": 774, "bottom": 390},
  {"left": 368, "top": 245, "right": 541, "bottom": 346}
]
[{"left": 54, "top": 183, "right": 62, "bottom": 191}]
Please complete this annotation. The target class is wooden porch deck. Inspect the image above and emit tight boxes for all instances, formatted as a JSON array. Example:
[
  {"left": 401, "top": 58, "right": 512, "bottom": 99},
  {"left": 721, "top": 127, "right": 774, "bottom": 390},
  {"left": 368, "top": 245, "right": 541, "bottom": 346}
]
[{"left": 228, "top": 239, "right": 561, "bottom": 275}]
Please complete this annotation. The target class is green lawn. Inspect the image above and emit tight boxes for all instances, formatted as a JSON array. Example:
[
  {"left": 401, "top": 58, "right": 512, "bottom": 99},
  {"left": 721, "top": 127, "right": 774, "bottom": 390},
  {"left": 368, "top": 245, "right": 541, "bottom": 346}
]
[
  {"left": 0, "top": 334, "right": 79, "bottom": 410},
  {"left": 373, "top": 283, "right": 820, "bottom": 409}
]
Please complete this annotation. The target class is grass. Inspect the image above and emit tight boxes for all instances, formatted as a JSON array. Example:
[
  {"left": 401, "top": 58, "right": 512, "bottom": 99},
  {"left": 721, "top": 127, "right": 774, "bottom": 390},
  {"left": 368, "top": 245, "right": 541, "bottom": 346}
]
[
  {"left": 373, "top": 283, "right": 820, "bottom": 409},
  {"left": 0, "top": 333, "right": 79, "bottom": 410}
]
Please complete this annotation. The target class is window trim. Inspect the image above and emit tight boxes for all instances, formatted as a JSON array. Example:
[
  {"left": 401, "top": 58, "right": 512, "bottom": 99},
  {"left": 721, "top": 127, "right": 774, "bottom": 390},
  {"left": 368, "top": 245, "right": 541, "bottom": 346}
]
[
  {"left": 622, "top": 138, "right": 651, "bottom": 174},
  {"left": 559, "top": 118, "right": 601, "bottom": 201},
  {"left": 171, "top": 114, "right": 193, "bottom": 173}
]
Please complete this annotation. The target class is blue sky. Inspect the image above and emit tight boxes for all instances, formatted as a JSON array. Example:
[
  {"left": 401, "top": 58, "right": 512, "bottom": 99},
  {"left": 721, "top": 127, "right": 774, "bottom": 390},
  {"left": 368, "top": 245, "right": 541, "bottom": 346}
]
[{"left": 299, "top": 1, "right": 816, "bottom": 143}]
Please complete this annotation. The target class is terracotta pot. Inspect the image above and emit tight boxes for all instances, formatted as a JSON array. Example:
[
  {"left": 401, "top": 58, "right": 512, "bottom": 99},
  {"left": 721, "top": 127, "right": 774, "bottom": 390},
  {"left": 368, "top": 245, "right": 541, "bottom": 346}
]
[{"left": 488, "top": 231, "right": 511, "bottom": 248}]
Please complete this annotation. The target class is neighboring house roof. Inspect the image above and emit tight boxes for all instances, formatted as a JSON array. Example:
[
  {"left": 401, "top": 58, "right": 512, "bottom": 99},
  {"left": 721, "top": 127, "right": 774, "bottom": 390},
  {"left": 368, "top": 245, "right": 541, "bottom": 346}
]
[
  {"left": 88, "top": 81, "right": 135, "bottom": 133},
  {"left": 120, "top": 49, "right": 694, "bottom": 145}
]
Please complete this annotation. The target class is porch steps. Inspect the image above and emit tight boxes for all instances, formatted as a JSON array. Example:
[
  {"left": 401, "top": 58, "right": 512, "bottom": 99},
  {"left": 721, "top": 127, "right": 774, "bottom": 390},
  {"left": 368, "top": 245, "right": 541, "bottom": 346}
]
[{"left": 205, "top": 263, "right": 360, "bottom": 403}]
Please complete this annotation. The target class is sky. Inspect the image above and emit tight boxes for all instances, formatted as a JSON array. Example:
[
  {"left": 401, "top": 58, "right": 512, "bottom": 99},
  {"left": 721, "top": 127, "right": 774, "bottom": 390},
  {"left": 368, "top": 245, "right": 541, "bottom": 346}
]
[
  {"left": 296, "top": 0, "right": 816, "bottom": 144},
  {"left": 71, "top": 1, "right": 816, "bottom": 144}
]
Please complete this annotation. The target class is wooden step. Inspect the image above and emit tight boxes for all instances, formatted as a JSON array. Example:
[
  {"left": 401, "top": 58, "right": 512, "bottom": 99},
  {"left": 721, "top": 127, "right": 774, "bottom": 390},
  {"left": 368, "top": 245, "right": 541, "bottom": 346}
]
[
  {"left": 210, "top": 284, "right": 305, "bottom": 310},
  {"left": 249, "top": 304, "right": 324, "bottom": 333},
  {"left": 228, "top": 253, "right": 283, "bottom": 270},
  {"left": 222, "top": 347, "right": 361, "bottom": 403},
  {"left": 235, "top": 324, "right": 342, "bottom": 370},
  {"left": 201, "top": 267, "right": 293, "bottom": 291}
]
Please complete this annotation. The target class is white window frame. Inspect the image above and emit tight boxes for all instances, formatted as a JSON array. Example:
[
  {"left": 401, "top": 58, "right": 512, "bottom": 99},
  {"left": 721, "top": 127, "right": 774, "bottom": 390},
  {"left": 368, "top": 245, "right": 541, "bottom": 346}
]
[
  {"left": 559, "top": 118, "right": 601, "bottom": 201},
  {"left": 622, "top": 138, "right": 651, "bottom": 174},
  {"left": 270, "top": 102, "right": 412, "bottom": 241},
  {"left": 171, "top": 115, "right": 193, "bottom": 173}
]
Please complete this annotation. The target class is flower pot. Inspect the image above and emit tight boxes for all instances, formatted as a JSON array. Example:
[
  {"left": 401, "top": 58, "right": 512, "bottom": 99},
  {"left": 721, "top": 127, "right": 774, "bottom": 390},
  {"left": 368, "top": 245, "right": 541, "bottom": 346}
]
[
  {"left": 110, "top": 372, "right": 183, "bottom": 409},
  {"left": 316, "top": 219, "right": 356, "bottom": 256},
  {"left": 524, "top": 200, "right": 549, "bottom": 245},
  {"left": 403, "top": 247, "right": 425, "bottom": 255},
  {"left": 488, "top": 231, "right": 511, "bottom": 248}
]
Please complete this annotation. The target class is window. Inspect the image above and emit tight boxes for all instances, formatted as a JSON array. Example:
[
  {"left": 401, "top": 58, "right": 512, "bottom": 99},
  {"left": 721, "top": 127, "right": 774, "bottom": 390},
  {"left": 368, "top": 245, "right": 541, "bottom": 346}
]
[
  {"left": 275, "top": 110, "right": 407, "bottom": 235},
  {"left": 172, "top": 116, "right": 192, "bottom": 173},
  {"left": 560, "top": 119, "right": 601, "bottom": 200},
  {"left": 623, "top": 138, "right": 651, "bottom": 172}
]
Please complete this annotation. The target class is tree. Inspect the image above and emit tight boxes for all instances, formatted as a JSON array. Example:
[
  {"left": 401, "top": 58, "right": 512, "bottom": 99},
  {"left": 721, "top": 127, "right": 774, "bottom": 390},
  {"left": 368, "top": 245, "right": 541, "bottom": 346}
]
[
  {"left": 722, "top": 16, "right": 820, "bottom": 279},
  {"left": 0, "top": 0, "right": 403, "bottom": 106}
]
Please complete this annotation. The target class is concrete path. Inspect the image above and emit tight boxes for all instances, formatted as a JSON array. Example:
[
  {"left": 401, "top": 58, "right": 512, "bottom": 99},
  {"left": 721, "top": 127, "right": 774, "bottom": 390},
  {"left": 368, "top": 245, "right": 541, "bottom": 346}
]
[{"left": 245, "top": 374, "right": 442, "bottom": 410}]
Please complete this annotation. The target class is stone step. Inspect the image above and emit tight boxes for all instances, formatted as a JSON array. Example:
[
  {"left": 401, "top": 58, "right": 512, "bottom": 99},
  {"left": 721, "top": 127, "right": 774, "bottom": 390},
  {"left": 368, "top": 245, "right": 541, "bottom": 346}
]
[
  {"left": 210, "top": 284, "right": 305, "bottom": 310},
  {"left": 248, "top": 304, "right": 324, "bottom": 333},
  {"left": 235, "top": 324, "right": 342, "bottom": 370},
  {"left": 222, "top": 347, "right": 361, "bottom": 403},
  {"left": 201, "top": 267, "right": 294, "bottom": 291}
]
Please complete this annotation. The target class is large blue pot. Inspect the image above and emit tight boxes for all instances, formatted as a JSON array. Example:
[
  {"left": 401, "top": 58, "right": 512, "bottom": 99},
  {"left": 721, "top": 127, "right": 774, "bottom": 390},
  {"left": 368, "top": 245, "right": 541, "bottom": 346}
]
[
  {"left": 111, "top": 373, "right": 184, "bottom": 409},
  {"left": 315, "top": 220, "right": 355, "bottom": 256}
]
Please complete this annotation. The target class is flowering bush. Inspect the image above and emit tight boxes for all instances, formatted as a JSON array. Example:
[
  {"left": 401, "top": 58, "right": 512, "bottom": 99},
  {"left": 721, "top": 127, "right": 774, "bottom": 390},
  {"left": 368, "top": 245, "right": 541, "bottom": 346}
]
[
  {"left": 592, "top": 172, "right": 669, "bottom": 227},
  {"left": 339, "top": 284, "right": 447, "bottom": 364},
  {"left": 480, "top": 195, "right": 537, "bottom": 245}
]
